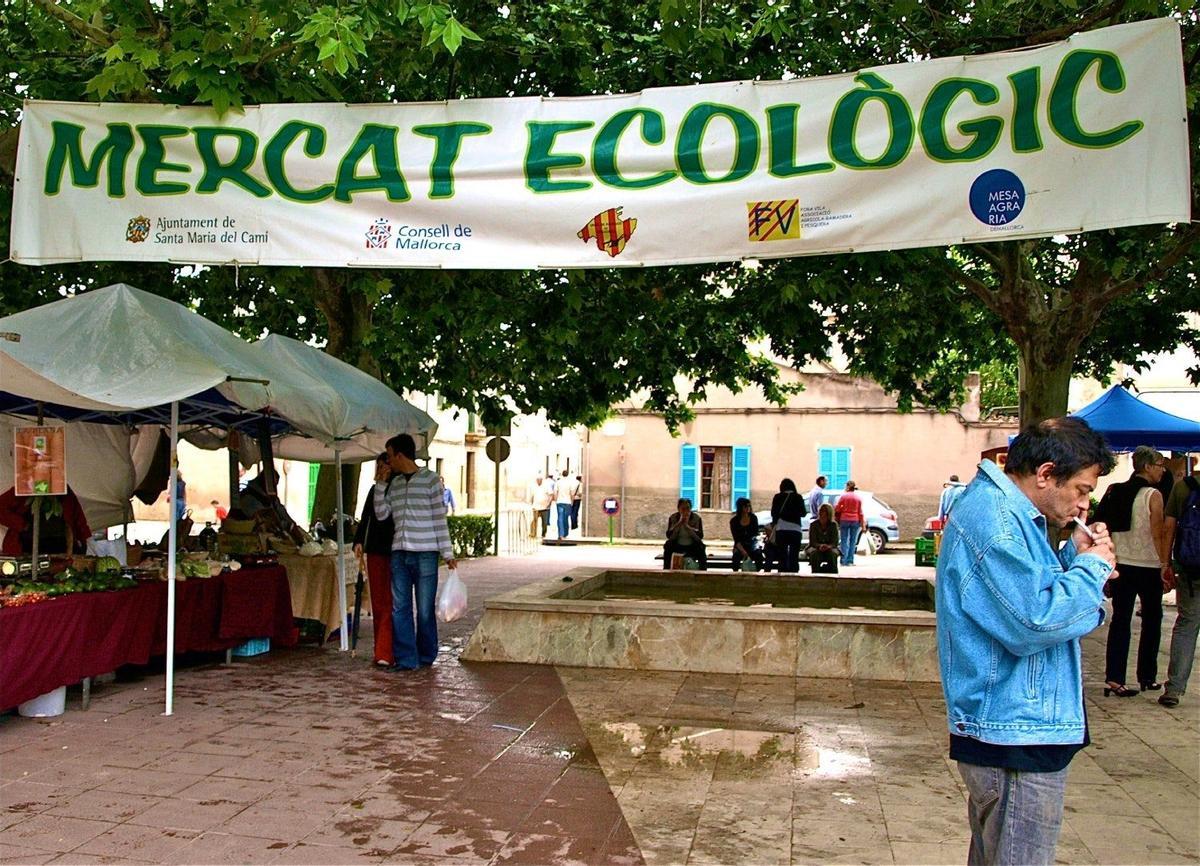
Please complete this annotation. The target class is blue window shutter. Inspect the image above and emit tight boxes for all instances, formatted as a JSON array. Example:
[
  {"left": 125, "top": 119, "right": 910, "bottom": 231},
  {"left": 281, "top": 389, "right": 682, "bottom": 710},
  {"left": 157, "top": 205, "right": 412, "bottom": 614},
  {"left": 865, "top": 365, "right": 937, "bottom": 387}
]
[
  {"left": 819, "top": 447, "right": 851, "bottom": 489},
  {"left": 680, "top": 444, "right": 699, "bottom": 504},
  {"left": 732, "top": 446, "right": 750, "bottom": 505},
  {"left": 834, "top": 448, "right": 851, "bottom": 489},
  {"left": 818, "top": 448, "right": 834, "bottom": 480}
]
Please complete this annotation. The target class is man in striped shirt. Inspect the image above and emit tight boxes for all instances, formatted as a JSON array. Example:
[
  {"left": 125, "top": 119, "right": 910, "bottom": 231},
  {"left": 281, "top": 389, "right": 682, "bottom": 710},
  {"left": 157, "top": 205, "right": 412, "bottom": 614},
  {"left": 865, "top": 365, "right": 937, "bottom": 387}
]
[{"left": 374, "top": 434, "right": 456, "bottom": 670}]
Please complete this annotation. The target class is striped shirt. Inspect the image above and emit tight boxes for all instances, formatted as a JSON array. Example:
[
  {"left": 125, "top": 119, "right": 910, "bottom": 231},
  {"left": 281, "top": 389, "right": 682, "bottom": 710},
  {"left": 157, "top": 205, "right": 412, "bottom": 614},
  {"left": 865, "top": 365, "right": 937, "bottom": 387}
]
[{"left": 373, "top": 469, "right": 453, "bottom": 560}]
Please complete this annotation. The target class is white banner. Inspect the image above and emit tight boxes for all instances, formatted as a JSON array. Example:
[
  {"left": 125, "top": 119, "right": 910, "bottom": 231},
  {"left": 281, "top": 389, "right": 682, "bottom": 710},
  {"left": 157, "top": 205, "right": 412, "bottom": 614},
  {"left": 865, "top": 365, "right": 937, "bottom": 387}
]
[{"left": 11, "top": 19, "right": 1190, "bottom": 270}]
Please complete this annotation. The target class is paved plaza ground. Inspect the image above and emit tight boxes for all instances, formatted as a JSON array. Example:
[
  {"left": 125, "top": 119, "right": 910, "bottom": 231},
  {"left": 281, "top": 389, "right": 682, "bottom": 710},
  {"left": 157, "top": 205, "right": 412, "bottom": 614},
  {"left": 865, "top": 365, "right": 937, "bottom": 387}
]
[{"left": 2, "top": 544, "right": 1197, "bottom": 865}]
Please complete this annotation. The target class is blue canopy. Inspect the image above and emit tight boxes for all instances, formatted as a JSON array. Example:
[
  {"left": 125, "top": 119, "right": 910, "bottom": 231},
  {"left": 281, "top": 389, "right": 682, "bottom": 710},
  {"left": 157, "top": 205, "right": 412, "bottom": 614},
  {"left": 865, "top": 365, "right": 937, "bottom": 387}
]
[{"left": 1071, "top": 385, "right": 1200, "bottom": 452}]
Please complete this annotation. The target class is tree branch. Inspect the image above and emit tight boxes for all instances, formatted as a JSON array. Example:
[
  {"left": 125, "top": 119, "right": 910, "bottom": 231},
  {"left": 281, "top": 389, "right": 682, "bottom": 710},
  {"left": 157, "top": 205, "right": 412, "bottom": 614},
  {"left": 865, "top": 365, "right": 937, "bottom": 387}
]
[
  {"left": 937, "top": 257, "right": 1003, "bottom": 316},
  {"left": 1023, "top": 0, "right": 1127, "bottom": 46},
  {"left": 31, "top": 0, "right": 113, "bottom": 47},
  {"left": 1095, "top": 221, "right": 1200, "bottom": 306}
]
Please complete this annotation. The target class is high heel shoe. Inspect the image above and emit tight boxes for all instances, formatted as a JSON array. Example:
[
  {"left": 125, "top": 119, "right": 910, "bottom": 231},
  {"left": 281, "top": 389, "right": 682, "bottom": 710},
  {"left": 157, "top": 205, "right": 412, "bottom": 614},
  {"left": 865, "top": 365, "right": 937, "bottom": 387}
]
[
  {"left": 1104, "top": 682, "right": 1139, "bottom": 697},
  {"left": 1139, "top": 682, "right": 1162, "bottom": 692}
]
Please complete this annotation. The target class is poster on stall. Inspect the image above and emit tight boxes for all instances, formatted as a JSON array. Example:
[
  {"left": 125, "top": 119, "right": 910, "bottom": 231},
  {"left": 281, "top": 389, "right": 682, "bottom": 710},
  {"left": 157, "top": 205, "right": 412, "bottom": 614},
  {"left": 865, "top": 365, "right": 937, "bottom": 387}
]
[
  {"left": 14, "top": 426, "right": 66, "bottom": 496},
  {"left": 9, "top": 18, "right": 1189, "bottom": 270}
]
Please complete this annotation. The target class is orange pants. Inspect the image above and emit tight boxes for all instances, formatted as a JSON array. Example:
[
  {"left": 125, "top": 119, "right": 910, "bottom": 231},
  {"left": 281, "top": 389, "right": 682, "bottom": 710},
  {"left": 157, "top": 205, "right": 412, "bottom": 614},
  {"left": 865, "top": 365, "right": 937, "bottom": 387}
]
[{"left": 366, "top": 553, "right": 394, "bottom": 665}]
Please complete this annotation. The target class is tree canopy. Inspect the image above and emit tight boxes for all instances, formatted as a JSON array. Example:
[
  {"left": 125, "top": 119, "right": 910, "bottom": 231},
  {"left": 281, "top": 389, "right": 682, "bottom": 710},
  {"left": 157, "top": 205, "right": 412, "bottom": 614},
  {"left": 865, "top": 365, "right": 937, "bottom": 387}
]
[{"left": 2, "top": 0, "right": 1197, "bottom": 433}]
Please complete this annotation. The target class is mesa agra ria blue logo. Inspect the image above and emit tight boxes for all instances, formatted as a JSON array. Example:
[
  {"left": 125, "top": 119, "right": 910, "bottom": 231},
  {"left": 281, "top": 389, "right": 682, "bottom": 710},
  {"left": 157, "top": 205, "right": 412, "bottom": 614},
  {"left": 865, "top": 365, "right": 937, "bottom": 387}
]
[
  {"left": 969, "top": 169, "right": 1025, "bottom": 226},
  {"left": 125, "top": 215, "right": 151, "bottom": 243}
]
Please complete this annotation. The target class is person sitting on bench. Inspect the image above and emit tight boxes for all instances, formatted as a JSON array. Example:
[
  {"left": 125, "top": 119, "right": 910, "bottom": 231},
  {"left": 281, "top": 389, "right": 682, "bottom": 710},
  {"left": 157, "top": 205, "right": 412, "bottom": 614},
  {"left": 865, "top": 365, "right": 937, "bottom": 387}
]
[
  {"left": 730, "top": 497, "right": 764, "bottom": 572},
  {"left": 664, "top": 498, "right": 707, "bottom": 570},
  {"left": 806, "top": 503, "right": 839, "bottom": 573}
]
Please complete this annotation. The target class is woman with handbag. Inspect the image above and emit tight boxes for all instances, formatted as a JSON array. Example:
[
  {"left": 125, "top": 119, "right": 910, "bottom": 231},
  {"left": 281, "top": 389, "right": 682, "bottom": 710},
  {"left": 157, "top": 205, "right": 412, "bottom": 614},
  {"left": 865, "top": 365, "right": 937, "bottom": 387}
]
[
  {"left": 352, "top": 453, "right": 395, "bottom": 668},
  {"left": 770, "top": 478, "right": 807, "bottom": 573}
]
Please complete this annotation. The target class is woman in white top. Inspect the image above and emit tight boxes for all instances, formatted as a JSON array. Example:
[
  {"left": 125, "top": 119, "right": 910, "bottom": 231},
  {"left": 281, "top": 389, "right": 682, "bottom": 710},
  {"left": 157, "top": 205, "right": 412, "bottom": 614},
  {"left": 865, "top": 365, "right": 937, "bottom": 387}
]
[{"left": 1103, "top": 448, "right": 1170, "bottom": 696}]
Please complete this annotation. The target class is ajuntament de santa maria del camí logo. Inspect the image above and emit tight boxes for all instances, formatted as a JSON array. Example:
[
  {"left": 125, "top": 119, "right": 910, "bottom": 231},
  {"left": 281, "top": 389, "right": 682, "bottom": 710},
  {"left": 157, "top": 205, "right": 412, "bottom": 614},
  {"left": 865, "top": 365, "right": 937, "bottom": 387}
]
[{"left": 125, "top": 216, "right": 151, "bottom": 243}]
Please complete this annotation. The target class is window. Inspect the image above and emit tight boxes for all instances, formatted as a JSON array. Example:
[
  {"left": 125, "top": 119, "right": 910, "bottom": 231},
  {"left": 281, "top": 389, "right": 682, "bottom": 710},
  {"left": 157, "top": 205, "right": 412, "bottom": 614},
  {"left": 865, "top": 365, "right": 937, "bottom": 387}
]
[
  {"left": 818, "top": 447, "right": 851, "bottom": 490},
  {"left": 700, "top": 447, "right": 732, "bottom": 510},
  {"left": 681, "top": 445, "right": 750, "bottom": 511}
]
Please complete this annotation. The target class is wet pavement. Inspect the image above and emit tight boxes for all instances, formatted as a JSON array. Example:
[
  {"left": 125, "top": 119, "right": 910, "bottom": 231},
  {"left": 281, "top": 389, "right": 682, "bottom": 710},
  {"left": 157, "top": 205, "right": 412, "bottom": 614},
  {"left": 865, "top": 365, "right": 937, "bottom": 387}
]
[{"left": 1, "top": 544, "right": 1197, "bottom": 865}]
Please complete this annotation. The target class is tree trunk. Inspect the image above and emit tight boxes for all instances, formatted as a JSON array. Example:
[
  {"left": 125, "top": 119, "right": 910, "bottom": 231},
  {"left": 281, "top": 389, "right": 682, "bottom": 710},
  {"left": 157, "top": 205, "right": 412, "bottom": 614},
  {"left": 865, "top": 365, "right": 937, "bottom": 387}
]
[
  {"left": 305, "top": 268, "right": 381, "bottom": 526},
  {"left": 1018, "top": 350, "right": 1074, "bottom": 428}
]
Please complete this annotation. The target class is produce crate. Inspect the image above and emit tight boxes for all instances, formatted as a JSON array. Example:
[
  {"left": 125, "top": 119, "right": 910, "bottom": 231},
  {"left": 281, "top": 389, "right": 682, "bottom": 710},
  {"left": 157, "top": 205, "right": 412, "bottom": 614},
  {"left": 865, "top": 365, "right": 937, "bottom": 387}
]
[
  {"left": 231, "top": 637, "right": 270, "bottom": 657},
  {"left": 915, "top": 537, "right": 938, "bottom": 568}
]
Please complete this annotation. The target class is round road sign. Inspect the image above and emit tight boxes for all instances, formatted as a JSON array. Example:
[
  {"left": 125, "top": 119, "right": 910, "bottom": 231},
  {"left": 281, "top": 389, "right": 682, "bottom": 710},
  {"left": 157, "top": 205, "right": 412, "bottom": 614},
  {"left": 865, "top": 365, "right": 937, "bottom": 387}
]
[
  {"left": 602, "top": 497, "right": 620, "bottom": 515},
  {"left": 485, "top": 437, "right": 511, "bottom": 463}
]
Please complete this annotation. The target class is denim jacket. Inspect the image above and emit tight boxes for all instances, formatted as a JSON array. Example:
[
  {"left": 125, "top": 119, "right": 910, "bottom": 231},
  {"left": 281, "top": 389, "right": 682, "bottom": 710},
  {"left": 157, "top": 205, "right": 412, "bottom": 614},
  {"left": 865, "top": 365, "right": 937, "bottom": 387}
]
[{"left": 936, "top": 460, "right": 1111, "bottom": 745}]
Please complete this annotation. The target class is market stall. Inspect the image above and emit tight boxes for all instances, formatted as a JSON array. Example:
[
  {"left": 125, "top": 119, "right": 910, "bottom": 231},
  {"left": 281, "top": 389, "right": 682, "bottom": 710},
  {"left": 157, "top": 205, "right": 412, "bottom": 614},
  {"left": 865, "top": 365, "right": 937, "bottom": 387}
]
[{"left": 0, "top": 283, "right": 432, "bottom": 714}]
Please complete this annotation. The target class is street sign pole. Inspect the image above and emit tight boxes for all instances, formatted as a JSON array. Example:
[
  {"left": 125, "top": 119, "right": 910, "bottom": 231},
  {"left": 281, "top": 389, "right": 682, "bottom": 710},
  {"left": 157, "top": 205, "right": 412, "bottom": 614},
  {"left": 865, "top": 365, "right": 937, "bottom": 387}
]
[{"left": 608, "top": 515, "right": 614, "bottom": 545}]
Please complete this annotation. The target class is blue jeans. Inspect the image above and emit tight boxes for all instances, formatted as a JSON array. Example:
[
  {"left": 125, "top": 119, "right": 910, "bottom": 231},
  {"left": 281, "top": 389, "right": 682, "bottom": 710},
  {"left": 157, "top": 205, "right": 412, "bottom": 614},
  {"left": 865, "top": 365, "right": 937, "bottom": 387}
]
[
  {"left": 1166, "top": 574, "right": 1200, "bottom": 699},
  {"left": 390, "top": 550, "right": 440, "bottom": 669},
  {"left": 839, "top": 523, "right": 861, "bottom": 565},
  {"left": 957, "top": 762, "right": 1068, "bottom": 866},
  {"left": 556, "top": 503, "right": 571, "bottom": 539}
]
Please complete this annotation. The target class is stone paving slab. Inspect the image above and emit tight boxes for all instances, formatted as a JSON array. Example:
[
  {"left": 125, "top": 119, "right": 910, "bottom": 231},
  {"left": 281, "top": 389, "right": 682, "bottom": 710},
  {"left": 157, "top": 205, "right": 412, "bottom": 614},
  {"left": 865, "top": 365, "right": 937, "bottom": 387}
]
[{"left": 1, "top": 545, "right": 1197, "bottom": 865}]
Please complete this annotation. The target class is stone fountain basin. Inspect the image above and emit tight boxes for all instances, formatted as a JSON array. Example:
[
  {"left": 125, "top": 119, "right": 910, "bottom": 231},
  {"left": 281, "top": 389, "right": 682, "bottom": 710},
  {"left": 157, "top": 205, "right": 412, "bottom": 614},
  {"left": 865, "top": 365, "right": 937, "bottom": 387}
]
[{"left": 461, "top": 567, "right": 939, "bottom": 682}]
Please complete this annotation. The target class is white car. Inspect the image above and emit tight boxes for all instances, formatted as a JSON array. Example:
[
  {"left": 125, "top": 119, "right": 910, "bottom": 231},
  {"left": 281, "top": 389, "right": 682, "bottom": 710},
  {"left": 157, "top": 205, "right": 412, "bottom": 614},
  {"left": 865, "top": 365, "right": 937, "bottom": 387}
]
[{"left": 756, "top": 491, "right": 900, "bottom": 551}]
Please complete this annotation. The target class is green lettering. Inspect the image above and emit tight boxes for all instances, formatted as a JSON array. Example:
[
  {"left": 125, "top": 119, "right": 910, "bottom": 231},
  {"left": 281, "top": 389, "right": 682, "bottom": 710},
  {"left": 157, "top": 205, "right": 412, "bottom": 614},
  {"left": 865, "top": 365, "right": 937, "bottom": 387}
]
[
  {"left": 413, "top": 122, "right": 491, "bottom": 199},
  {"left": 135, "top": 125, "right": 192, "bottom": 195},
  {"left": 194, "top": 128, "right": 270, "bottom": 197},
  {"left": 677, "top": 103, "right": 759, "bottom": 184},
  {"left": 334, "top": 124, "right": 409, "bottom": 203},
  {"left": 44, "top": 122, "right": 134, "bottom": 196},
  {"left": 263, "top": 121, "right": 334, "bottom": 203},
  {"left": 829, "top": 73, "right": 914, "bottom": 170},
  {"left": 1007, "top": 68, "right": 1043, "bottom": 153},
  {"left": 919, "top": 78, "right": 1002, "bottom": 163},
  {"left": 765, "top": 104, "right": 834, "bottom": 178},
  {"left": 525, "top": 121, "right": 593, "bottom": 193},
  {"left": 1049, "top": 49, "right": 1143, "bottom": 149},
  {"left": 593, "top": 109, "right": 676, "bottom": 189}
]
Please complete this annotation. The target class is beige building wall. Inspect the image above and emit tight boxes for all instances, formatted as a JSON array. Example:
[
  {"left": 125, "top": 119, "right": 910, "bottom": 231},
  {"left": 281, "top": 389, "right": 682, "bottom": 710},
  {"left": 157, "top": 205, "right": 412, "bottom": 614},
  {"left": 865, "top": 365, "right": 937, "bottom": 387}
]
[{"left": 584, "top": 365, "right": 1017, "bottom": 541}]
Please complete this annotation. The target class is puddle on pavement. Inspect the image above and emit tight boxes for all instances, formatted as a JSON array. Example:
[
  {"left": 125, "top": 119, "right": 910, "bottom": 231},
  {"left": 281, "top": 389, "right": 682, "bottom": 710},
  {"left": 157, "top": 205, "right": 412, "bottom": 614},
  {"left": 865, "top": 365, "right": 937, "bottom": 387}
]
[{"left": 593, "top": 721, "right": 871, "bottom": 781}]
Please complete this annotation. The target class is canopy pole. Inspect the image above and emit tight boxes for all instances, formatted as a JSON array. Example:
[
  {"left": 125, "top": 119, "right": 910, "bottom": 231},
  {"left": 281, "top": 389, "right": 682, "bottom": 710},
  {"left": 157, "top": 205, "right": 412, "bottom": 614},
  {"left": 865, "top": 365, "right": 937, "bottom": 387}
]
[
  {"left": 335, "top": 445, "right": 348, "bottom": 652},
  {"left": 227, "top": 429, "right": 240, "bottom": 517},
  {"left": 165, "top": 401, "right": 179, "bottom": 717}
]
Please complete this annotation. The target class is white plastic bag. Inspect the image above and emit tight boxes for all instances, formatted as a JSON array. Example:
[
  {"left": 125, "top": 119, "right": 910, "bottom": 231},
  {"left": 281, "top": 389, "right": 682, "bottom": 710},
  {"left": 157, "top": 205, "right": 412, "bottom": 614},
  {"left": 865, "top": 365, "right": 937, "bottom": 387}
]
[{"left": 436, "top": 567, "right": 468, "bottom": 623}]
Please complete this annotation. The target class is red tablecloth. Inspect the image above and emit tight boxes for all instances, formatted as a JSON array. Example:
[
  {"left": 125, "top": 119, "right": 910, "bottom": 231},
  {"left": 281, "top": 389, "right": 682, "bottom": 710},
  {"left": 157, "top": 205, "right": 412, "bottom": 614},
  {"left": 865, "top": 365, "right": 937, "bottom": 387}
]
[{"left": 0, "top": 565, "right": 297, "bottom": 711}]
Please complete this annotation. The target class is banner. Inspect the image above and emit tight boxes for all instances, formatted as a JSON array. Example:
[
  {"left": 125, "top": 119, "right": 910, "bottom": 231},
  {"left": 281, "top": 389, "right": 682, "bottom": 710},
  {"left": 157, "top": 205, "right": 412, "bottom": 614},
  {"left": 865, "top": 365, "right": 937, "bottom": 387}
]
[{"left": 10, "top": 18, "right": 1189, "bottom": 270}]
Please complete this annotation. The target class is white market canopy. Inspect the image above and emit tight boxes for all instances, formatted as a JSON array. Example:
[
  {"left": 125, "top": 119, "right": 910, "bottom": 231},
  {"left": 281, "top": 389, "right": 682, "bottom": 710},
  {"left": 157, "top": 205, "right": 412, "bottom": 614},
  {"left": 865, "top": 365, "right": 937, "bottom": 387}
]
[
  {"left": 9, "top": 19, "right": 1190, "bottom": 270},
  {"left": 250, "top": 334, "right": 435, "bottom": 463},
  {"left": 0, "top": 283, "right": 436, "bottom": 460}
]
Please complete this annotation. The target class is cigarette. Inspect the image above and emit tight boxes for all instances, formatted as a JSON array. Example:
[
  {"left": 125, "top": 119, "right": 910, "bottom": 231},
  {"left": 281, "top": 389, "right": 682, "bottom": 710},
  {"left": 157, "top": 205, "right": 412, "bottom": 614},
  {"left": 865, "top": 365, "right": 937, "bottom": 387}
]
[{"left": 1072, "top": 517, "right": 1096, "bottom": 540}]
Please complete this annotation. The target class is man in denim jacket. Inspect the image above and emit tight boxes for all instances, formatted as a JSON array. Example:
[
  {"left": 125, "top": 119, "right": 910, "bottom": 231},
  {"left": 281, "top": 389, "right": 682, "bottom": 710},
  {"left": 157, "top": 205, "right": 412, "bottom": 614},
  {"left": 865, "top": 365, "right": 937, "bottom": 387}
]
[{"left": 936, "top": 417, "right": 1116, "bottom": 865}]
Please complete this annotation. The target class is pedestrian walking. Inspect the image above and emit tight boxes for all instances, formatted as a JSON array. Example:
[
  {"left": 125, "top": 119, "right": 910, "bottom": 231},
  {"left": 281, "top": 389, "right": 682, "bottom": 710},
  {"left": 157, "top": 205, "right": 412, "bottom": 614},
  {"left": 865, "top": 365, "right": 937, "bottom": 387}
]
[
  {"left": 373, "top": 434, "right": 456, "bottom": 671},
  {"left": 1160, "top": 470, "right": 1200, "bottom": 708}
]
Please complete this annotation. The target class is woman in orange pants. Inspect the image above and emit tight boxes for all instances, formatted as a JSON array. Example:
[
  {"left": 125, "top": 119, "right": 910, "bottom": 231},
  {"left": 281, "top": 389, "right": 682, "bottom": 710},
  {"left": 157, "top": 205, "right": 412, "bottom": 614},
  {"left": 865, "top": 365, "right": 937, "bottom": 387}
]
[{"left": 352, "top": 454, "right": 395, "bottom": 667}]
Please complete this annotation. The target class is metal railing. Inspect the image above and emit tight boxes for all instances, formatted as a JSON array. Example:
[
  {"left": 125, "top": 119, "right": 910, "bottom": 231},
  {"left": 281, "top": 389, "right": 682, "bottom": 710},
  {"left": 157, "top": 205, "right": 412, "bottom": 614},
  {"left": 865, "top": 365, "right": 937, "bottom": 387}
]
[{"left": 498, "top": 508, "right": 538, "bottom": 556}]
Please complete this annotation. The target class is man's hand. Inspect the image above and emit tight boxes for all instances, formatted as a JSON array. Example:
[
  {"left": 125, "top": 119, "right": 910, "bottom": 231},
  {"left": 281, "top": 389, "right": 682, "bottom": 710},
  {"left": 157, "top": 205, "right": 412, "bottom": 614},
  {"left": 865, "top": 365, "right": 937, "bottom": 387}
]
[
  {"left": 446, "top": 558, "right": 458, "bottom": 570},
  {"left": 1075, "top": 519, "right": 1116, "bottom": 568},
  {"left": 1162, "top": 564, "right": 1176, "bottom": 593}
]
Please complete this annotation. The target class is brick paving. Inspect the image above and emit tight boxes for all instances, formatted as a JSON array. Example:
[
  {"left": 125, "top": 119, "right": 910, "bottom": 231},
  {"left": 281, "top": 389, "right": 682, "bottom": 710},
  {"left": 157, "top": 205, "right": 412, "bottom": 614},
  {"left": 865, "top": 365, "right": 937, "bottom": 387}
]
[{"left": 1, "top": 544, "right": 1197, "bottom": 865}]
